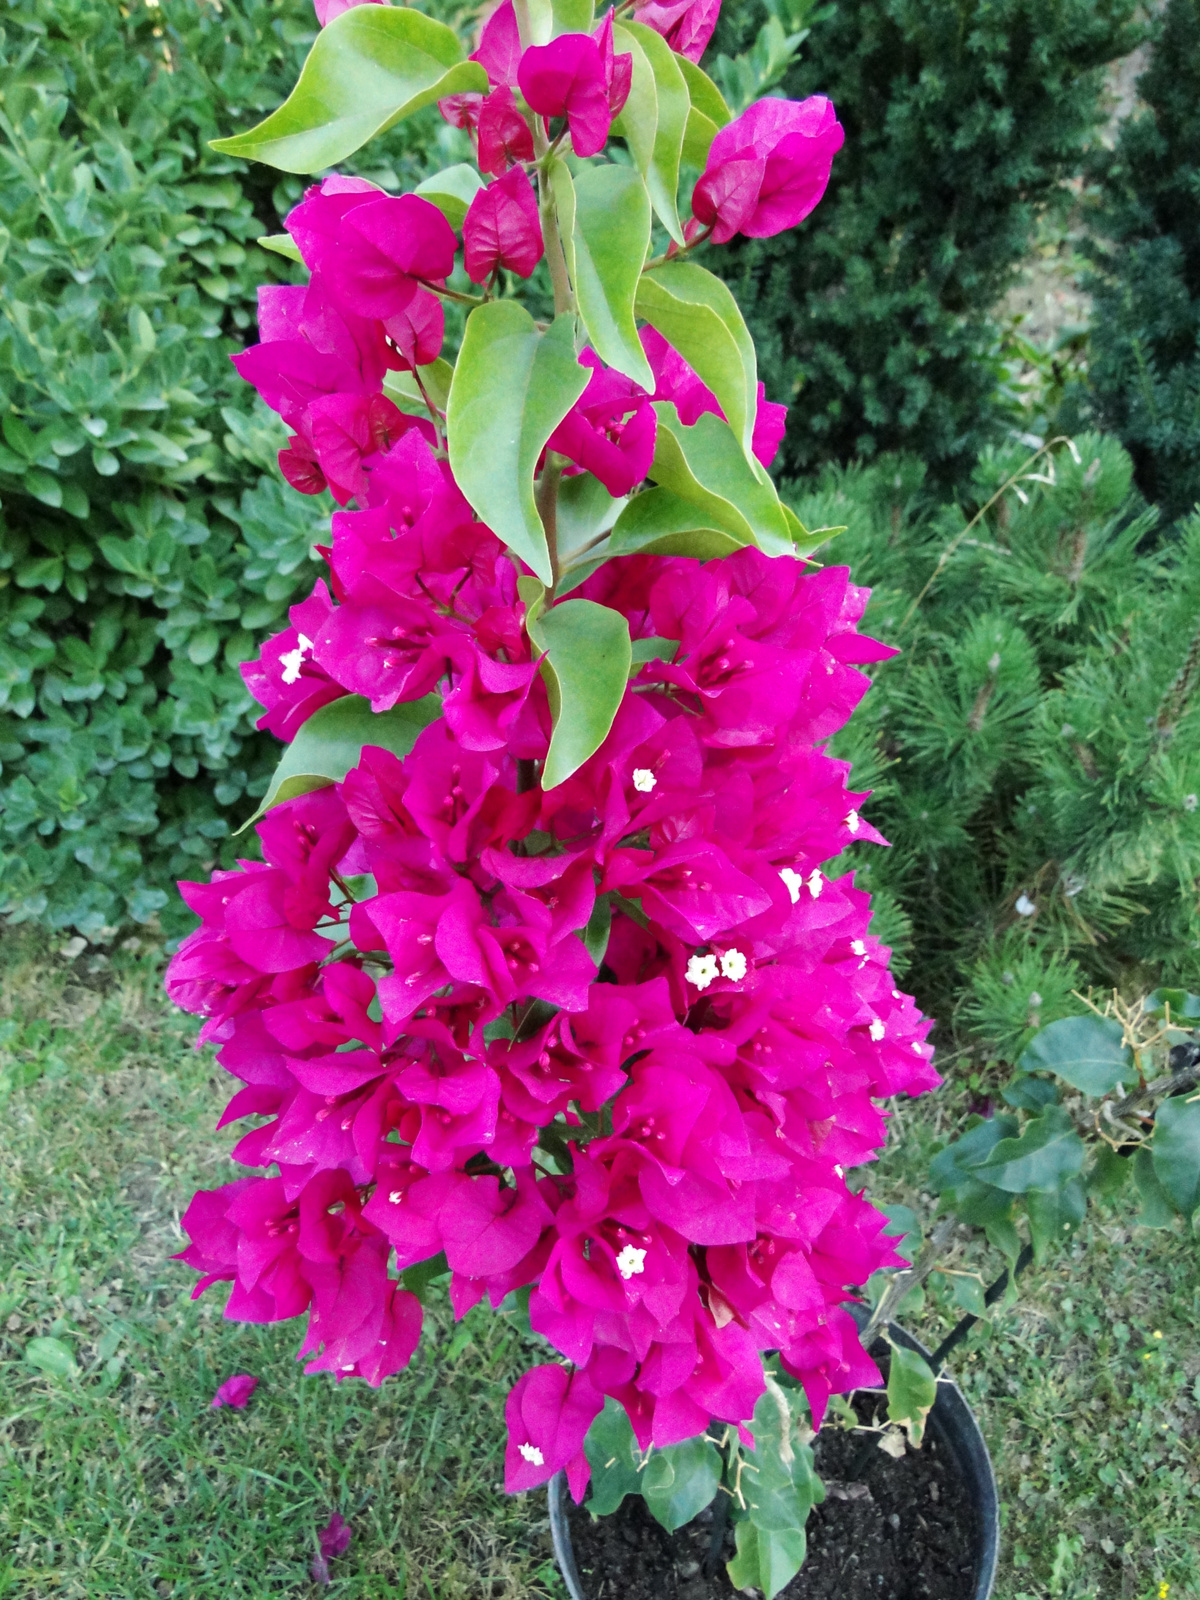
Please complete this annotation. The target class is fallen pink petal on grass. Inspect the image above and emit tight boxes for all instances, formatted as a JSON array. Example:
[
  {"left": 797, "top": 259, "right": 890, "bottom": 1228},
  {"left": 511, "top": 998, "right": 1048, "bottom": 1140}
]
[
  {"left": 210, "top": 1373, "right": 259, "bottom": 1410},
  {"left": 312, "top": 1513, "right": 353, "bottom": 1585}
]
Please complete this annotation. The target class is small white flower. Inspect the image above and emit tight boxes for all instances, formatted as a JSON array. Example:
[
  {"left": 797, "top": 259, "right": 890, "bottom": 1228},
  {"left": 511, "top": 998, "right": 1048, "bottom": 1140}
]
[
  {"left": 720, "top": 949, "right": 748, "bottom": 982},
  {"left": 1014, "top": 893, "right": 1037, "bottom": 917},
  {"left": 389, "top": 1190, "right": 403, "bottom": 1205},
  {"left": 869, "top": 1019, "right": 885, "bottom": 1041},
  {"left": 833, "top": 1163, "right": 844, "bottom": 1178},
  {"left": 912, "top": 1042, "right": 924, "bottom": 1054},
  {"left": 844, "top": 809, "right": 861, "bottom": 834},
  {"left": 1185, "top": 794, "right": 1198, "bottom": 813},
  {"left": 850, "top": 939, "right": 865, "bottom": 956},
  {"left": 279, "top": 633, "right": 313, "bottom": 685},
  {"left": 686, "top": 953, "right": 720, "bottom": 991},
  {"left": 518, "top": 1442, "right": 545, "bottom": 1466},
  {"left": 779, "top": 866, "right": 804, "bottom": 904},
  {"left": 806, "top": 869, "right": 823, "bottom": 899},
  {"left": 615, "top": 1244, "right": 647, "bottom": 1280},
  {"left": 632, "top": 767, "right": 657, "bottom": 793}
]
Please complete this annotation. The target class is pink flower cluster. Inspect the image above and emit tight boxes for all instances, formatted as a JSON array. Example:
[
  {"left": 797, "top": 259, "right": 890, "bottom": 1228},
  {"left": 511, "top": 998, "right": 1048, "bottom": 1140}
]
[
  {"left": 169, "top": 0, "right": 909, "bottom": 1508},
  {"left": 172, "top": 518, "right": 937, "bottom": 1495}
]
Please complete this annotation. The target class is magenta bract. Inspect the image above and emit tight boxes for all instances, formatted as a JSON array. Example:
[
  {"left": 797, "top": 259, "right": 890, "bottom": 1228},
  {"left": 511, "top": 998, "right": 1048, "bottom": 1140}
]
[
  {"left": 633, "top": 0, "right": 722, "bottom": 62},
  {"left": 693, "top": 96, "right": 846, "bottom": 244},
  {"left": 517, "top": 33, "right": 615, "bottom": 159},
  {"left": 463, "top": 167, "right": 545, "bottom": 284}
]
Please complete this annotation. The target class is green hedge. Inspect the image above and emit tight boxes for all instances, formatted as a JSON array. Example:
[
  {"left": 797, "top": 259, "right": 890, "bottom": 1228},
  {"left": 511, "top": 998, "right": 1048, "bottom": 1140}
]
[
  {"left": 793, "top": 434, "right": 1200, "bottom": 1055},
  {"left": 710, "top": 0, "right": 1142, "bottom": 481},
  {"left": 0, "top": 0, "right": 450, "bottom": 935}
]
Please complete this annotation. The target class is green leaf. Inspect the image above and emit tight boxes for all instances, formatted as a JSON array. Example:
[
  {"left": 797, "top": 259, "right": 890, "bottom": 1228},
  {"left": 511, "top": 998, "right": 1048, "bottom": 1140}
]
[
  {"left": 971, "top": 1105, "right": 1087, "bottom": 1194},
  {"left": 25, "top": 469, "right": 62, "bottom": 509},
  {"left": 241, "top": 693, "right": 442, "bottom": 830},
  {"left": 948, "top": 1274, "right": 988, "bottom": 1318},
  {"left": 643, "top": 1435, "right": 722, "bottom": 1532},
  {"left": 636, "top": 261, "right": 758, "bottom": 459},
  {"left": 629, "top": 636, "right": 679, "bottom": 669},
  {"left": 728, "top": 1521, "right": 808, "bottom": 1600},
  {"left": 886, "top": 1341, "right": 937, "bottom": 1447},
  {"left": 554, "top": 471, "right": 626, "bottom": 592},
  {"left": 609, "top": 485, "right": 744, "bottom": 559},
  {"left": 530, "top": 599, "right": 632, "bottom": 789},
  {"left": 1134, "top": 1144, "right": 1177, "bottom": 1228},
  {"left": 678, "top": 58, "right": 730, "bottom": 167},
  {"left": 727, "top": 1384, "right": 823, "bottom": 1599},
  {"left": 257, "top": 232, "right": 304, "bottom": 264},
  {"left": 1151, "top": 1095, "right": 1200, "bottom": 1218},
  {"left": 782, "top": 503, "right": 845, "bottom": 558},
  {"left": 614, "top": 22, "right": 689, "bottom": 245},
  {"left": 383, "top": 357, "right": 455, "bottom": 418},
  {"left": 559, "top": 162, "right": 653, "bottom": 390},
  {"left": 24, "top": 1335, "right": 78, "bottom": 1377},
  {"left": 447, "top": 305, "right": 588, "bottom": 585},
  {"left": 1017, "top": 1016, "right": 1132, "bottom": 1097},
  {"left": 584, "top": 1398, "right": 644, "bottom": 1516},
  {"left": 1087, "top": 1143, "right": 1132, "bottom": 1198},
  {"left": 523, "top": 0, "right": 595, "bottom": 40},
  {"left": 210, "top": 7, "right": 488, "bottom": 173},
  {"left": 415, "top": 163, "right": 487, "bottom": 231},
  {"left": 649, "top": 406, "right": 792, "bottom": 555},
  {"left": 1146, "top": 987, "right": 1200, "bottom": 1020},
  {"left": 1002, "top": 1074, "right": 1061, "bottom": 1111},
  {"left": 927, "top": 1114, "right": 1019, "bottom": 1194},
  {"left": 1025, "top": 1175, "right": 1087, "bottom": 1263},
  {"left": 879, "top": 1203, "right": 921, "bottom": 1263},
  {"left": 583, "top": 892, "right": 612, "bottom": 968},
  {"left": 400, "top": 1251, "right": 449, "bottom": 1301}
]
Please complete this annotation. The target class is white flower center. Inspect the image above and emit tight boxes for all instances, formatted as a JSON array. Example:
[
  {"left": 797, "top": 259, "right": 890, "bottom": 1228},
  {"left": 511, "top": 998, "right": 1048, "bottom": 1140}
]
[
  {"left": 806, "top": 869, "right": 823, "bottom": 899},
  {"left": 518, "top": 1442, "right": 545, "bottom": 1466},
  {"left": 845, "top": 809, "right": 860, "bottom": 834},
  {"left": 779, "top": 867, "right": 803, "bottom": 904},
  {"left": 851, "top": 939, "right": 865, "bottom": 955},
  {"left": 632, "top": 768, "right": 657, "bottom": 793},
  {"left": 686, "top": 953, "right": 719, "bottom": 991},
  {"left": 869, "top": 1019, "right": 885, "bottom": 1041},
  {"left": 1015, "top": 894, "right": 1036, "bottom": 917},
  {"left": 279, "top": 633, "right": 313, "bottom": 685},
  {"left": 616, "top": 1244, "right": 647, "bottom": 1279},
  {"left": 720, "top": 949, "right": 747, "bottom": 982}
]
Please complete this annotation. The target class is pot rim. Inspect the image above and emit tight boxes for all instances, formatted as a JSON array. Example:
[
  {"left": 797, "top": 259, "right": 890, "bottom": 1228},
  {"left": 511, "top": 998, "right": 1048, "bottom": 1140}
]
[{"left": 547, "top": 1314, "right": 999, "bottom": 1600}]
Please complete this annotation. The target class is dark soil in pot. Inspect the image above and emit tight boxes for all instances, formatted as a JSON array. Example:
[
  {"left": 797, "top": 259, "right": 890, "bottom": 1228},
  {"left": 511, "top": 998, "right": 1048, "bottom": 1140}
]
[{"left": 565, "top": 1388, "right": 979, "bottom": 1600}]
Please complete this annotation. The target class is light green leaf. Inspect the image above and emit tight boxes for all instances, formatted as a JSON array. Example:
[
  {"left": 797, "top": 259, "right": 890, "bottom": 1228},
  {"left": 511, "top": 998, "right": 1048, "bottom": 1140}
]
[
  {"left": 971, "top": 1105, "right": 1087, "bottom": 1194},
  {"left": 649, "top": 406, "right": 792, "bottom": 555},
  {"left": 614, "top": 22, "right": 689, "bottom": 245},
  {"left": 782, "top": 503, "right": 845, "bottom": 557},
  {"left": 555, "top": 471, "right": 626, "bottom": 594},
  {"left": 678, "top": 57, "right": 731, "bottom": 167},
  {"left": 523, "top": 0, "right": 595, "bottom": 41},
  {"left": 1151, "top": 1096, "right": 1200, "bottom": 1218},
  {"left": 1018, "top": 1015, "right": 1132, "bottom": 1097},
  {"left": 210, "top": 7, "right": 488, "bottom": 173},
  {"left": 642, "top": 1435, "right": 722, "bottom": 1532},
  {"left": 257, "top": 233, "right": 304, "bottom": 264},
  {"left": 447, "top": 305, "right": 588, "bottom": 585},
  {"left": 636, "top": 261, "right": 757, "bottom": 459},
  {"left": 728, "top": 1520, "right": 808, "bottom": 1600},
  {"left": 383, "top": 357, "right": 455, "bottom": 418},
  {"left": 726, "top": 1385, "right": 822, "bottom": 1599},
  {"left": 1135, "top": 1144, "right": 1177, "bottom": 1227},
  {"left": 629, "top": 635, "right": 679, "bottom": 669},
  {"left": 886, "top": 1342, "right": 937, "bottom": 1447},
  {"left": 24, "top": 1336, "right": 78, "bottom": 1377},
  {"left": 583, "top": 1398, "right": 644, "bottom": 1516},
  {"left": 948, "top": 1274, "right": 988, "bottom": 1318},
  {"left": 610, "top": 25, "right": 657, "bottom": 182},
  {"left": 880, "top": 1203, "right": 922, "bottom": 1263},
  {"left": 562, "top": 163, "right": 653, "bottom": 390},
  {"left": 415, "top": 163, "right": 486, "bottom": 231},
  {"left": 241, "top": 693, "right": 442, "bottom": 830},
  {"left": 609, "top": 486, "right": 743, "bottom": 559},
  {"left": 531, "top": 599, "right": 632, "bottom": 789}
]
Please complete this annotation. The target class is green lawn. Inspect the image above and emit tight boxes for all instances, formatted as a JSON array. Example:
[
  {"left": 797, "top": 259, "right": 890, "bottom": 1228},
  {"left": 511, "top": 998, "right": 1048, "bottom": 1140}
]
[{"left": 1, "top": 928, "right": 1197, "bottom": 1599}]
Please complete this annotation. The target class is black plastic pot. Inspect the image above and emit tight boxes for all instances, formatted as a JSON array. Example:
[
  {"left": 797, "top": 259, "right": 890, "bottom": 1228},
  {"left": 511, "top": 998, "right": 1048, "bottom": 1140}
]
[{"left": 548, "top": 1315, "right": 999, "bottom": 1600}]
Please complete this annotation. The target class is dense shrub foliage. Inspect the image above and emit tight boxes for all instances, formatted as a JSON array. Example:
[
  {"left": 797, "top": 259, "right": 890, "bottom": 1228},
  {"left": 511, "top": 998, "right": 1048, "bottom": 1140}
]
[
  {"left": 797, "top": 433, "right": 1200, "bottom": 1053},
  {"left": 0, "top": 0, "right": 450, "bottom": 935},
  {"left": 1082, "top": 0, "right": 1200, "bottom": 524},
  {"left": 710, "top": 0, "right": 1141, "bottom": 480}
]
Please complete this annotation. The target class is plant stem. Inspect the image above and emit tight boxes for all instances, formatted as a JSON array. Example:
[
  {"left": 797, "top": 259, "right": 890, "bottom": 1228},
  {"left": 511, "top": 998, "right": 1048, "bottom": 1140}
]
[
  {"left": 703, "top": 1432, "right": 737, "bottom": 1578},
  {"left": 861, "top": 1215, "right": 957, "bottom": 1346},
  {"left": 533, "top": 124, "right": 575, "bottom": 317}
]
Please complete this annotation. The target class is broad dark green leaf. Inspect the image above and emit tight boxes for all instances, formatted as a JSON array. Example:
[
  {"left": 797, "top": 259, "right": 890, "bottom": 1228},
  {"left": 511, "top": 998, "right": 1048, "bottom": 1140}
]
[
  {"left": 886, "top": 1341, "right": 937, "bottom": 1447},
  {"left": 609, "top": 485, "right": 744, "bottom": 559},
  {"left": 1018, "top": 1015, "right": 1132, "bottom": 1097},
  {"left": 447, "top": 306, "right": 588, "bottom": 584},
  {"left": 614, "top": 22, "right": 689, "bottom": 244},
  {"left": 880, "top": 1202, "right": 922, "bottom": 1263},
  {"left": 583, "top": 892, "right": 612, "bottom": 968},
  {"left": 1146, "top": 987, "right": 1200, "bottom": 1019},
  {"left": 928, "top": 1114, "right": 1019, "bottom": 1194},
  {"left": 415, "top": 163, "right": 486, "bottom": 230},
  {"left": 211, "top": 7, "right": 487, "bottom": 172},
  {"left": 725, "top": 1383, "right": 823, "bottom": 1599},
  {"left": 948, "top": 1274, "right": 988, "bottom": 1318},
  {"left": 583, "top": 1398, "right": 644, "bottom": 1516},
  {"left": 1025, "top": 1174, "right": 1087, "bottom": 1261},
  {"left": 400, "top": 1251, "right": 449, "bottom": 1301},
  {"left": 1151, "top": 1096, "right": 1200, "bottom": 1217},
  {"left": 642, "top": 1435, "right": 722, "bottom": 1531},
  {"left": 972, "top": 1106, "right": 1087, "bottom": 1194},
  {"left": 1135, "top": 1143, "right": 1177, "bottom": 1227},
  {"left": 649, "top": 406, "right": 793, "bottom": 555},
  {"left": 729, "top": 1523, "right": 808, "bottom": 1600},
  {"left": 1001, "top": 1074, "right": 1060, "bottom": 1111},
  {"left": 242, "top": 693, "right": 442, "bottom": 829},
  {"left": 531, "top": 599, "right": 632, "bottom": 789},
  {"left": 1087, "top": 1143, "right": 1132, "bottom": 1198},
  {"left": 257, "top": 232, "right": 303, "bottom": 263},
  {"left": 637, "top": 262, "right": 757, "bottom": 457},
  {"left": 561, "top": 163, "right": 653, "bottom": 389}
]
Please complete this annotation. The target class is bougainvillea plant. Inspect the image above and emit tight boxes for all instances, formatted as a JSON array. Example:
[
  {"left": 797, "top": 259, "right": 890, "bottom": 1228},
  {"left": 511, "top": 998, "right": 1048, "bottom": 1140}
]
[{"left": 167, "top": 0, "right": 938, "bottom": 1589}]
